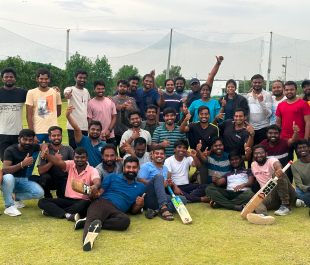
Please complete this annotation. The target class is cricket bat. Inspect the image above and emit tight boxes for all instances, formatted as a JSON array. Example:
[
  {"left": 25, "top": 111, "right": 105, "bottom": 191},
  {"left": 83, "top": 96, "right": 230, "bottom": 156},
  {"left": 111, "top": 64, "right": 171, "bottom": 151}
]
[
  {"left": 71, "top": 178, "right": 91, "bottom": 195},
  {"left": 241, "top": 161, "right": 293, "bottom": 220},
  {"left": 167, "top": 186, "right": 192, "bottom": 224}
]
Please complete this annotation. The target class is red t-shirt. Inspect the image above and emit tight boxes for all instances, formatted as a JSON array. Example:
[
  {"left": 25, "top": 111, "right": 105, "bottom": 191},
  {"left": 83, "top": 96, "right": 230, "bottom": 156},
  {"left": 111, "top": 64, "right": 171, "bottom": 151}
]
[{"left": 275, "top": 99, "right": 310, "bottom": 139}]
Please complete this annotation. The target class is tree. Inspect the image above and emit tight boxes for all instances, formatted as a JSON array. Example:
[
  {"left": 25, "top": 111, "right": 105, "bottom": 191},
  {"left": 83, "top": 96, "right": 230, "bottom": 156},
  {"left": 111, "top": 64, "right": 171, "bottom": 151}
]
[
  {"left": 155, "top": 73, "right": 166, "bottom": 89},
  {"left": 163, "top": 65, "right": 181, "bottom": 80},
  {"left": 114, "top": 65, "right": 139, "bottom": 80}
]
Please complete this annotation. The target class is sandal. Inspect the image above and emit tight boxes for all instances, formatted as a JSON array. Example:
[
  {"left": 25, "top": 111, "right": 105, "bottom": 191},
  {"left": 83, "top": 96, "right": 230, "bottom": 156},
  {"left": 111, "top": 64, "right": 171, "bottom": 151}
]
[
  {"left": 159, "top": 207, "right": 174, "bottom": 221},
  {"left": 234, "top": 204, "right": 246, "bottom": 211},
  {"left": 145, "top": 208, "right": 158, "bottom": 219},
  {"left": 209, "top": 200, "right": 221, "bottom": 209}
]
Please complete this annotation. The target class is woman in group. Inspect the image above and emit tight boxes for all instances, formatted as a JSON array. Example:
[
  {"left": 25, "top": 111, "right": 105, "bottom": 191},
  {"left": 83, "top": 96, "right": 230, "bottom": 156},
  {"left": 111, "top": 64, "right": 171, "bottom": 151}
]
[
  {"left": 187, "top": 83, "right": 221, "bottom": 122},
  {"left": 218, "top": 79, "right": 249, "bottom": 120}
]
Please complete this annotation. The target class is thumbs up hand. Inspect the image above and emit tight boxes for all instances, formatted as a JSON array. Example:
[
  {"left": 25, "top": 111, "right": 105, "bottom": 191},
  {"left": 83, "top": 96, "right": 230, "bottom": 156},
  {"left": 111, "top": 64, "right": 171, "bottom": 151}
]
[
  {"left": 162, "top": 137, "right": 170, "bottom": 147},
  {"left": 292, "top": 121, "right": 300, "bottom": 134},
  {"left": 23, "top": 153, "right": 34, "bottom": 167},
  {"left": 55, "top": 150, "right": 63, "bottom": 160},
  {"left": 135, "top": 193, "right": 146, "bottom": 207},
  {"left": 65, "top": 88, "right": 73, "bottom": 99},
  {"left": 196, "top": 140, "right": 202, "bottom": 152},
  {"left": 212, "top": 171, "right": 219, "bottom": 183}
]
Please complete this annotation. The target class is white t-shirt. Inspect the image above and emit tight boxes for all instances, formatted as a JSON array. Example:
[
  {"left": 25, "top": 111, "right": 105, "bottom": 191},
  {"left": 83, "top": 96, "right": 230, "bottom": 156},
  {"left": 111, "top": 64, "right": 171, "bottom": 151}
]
[
  {"left": 270, "top": 95, "right": 286, "bottom": 124},
  {"left": 120, "top": 129, "right": 152, "bottom": 153},
  {"left": 123, "top": 152, "right": 151, "bottom": 166},
  {"left": 164, "top": 156, "right": 193, "bottom": 185},
  {"left": 64, "top": 86, "right": 90, "bottom": 131}
]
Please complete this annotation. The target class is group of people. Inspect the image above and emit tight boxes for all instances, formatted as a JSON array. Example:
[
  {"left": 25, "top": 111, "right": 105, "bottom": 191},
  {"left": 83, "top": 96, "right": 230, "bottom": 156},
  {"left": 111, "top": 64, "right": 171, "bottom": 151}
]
[{"left": 1, "top": 55, "right": 310, "bottom": 251}]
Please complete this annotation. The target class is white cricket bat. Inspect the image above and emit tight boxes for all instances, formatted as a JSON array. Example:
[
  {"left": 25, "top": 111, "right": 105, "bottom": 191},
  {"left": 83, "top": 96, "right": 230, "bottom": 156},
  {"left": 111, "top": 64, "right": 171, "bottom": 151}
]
[
  {"left": 167, "top": 186, "right": 192, "bottom": 224},
  {"left": 241, "top": 161, "right": 292, "bottom": 219}
]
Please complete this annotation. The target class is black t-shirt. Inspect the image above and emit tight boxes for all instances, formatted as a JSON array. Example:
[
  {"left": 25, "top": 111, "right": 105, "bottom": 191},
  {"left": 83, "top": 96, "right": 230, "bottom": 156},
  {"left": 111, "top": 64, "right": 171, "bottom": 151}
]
[
  {"left": 0, "top": 87, "right": 27, "bottom": 103},
  {"left": 37, "top": 145, "right": 74, "bottom": 179},
  {"left": 4, "top": 143, "right": 40, "bottom": 178},
  {"left": 188, "top": 122, "right": 219, "bottom": 151},
  {"left": 218, "top": 119, "right": 249, "bottom": 154}
]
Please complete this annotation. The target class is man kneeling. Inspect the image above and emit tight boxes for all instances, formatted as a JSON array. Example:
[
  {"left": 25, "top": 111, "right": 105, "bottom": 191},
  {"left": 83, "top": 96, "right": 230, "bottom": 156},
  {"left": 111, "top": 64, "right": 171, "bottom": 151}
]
[
  {"left": 205, "top": 150, "right": 255, "bottom": 211},
  {"left": 38, "top": 147, "right": 101, "bottom": 222},
  {"left": 80, "top": 156, "right": 145, "bottom": 251}
]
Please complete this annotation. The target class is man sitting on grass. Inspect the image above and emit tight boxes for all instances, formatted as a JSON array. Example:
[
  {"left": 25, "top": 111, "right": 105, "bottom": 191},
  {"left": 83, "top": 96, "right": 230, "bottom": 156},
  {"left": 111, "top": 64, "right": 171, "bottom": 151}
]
[
  {"left": 96, "top": 144, "right": 123, "bottom": 180},
  {"left": 78, "top": 156, "right": 145, "bottom": 252},
  {"left": 291, "top": 139, "right": 310, "bottom": 208},
  {"left": 137, "top": 145, "right": 187, "bottom": 221},
  {"left": 205, "top": 150, "right": 255, "bottom": 211},
  {"left": 164, "top": 139, "right": 209, "bottom": 203},
  {"left": 123, "top": 137, "right": 151, "bottom": 166},
  {"left": 38, "top": 147, "right": 101, "bottom": 222},
  {"left": 246, "top": 145, "right": 296, "bottom": 225}
]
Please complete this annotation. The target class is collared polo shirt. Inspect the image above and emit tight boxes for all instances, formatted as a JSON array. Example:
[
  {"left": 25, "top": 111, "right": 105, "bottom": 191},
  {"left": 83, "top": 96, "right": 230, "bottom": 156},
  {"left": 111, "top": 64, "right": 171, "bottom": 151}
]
[
  {"left": 76, "top": 135, "right": 106, "bottom": 168},
  {"left": 222, "top": 167, "right": 254, "bottom": 191},
  {"left": 96, "top": 161, "right": 124, "bottom": 180},
  {"left": 64, "top": 160, "right": 100, "bottom": 200},
  {"left": 137, "top": 162, "right": 169, "bottom": 181},
  {"left": 100, "top": 173, "right": 145, "bottom": 213},
  {"left": 152, "top": 124, "right": 186, "bottom": 158}
]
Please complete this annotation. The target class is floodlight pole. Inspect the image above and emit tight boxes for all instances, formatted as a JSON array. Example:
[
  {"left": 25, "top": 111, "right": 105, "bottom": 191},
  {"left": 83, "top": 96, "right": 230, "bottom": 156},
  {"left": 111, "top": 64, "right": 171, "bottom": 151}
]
[
  {"left": 266, "top": 31, "right": 273, "bottom": 92},
  {"left": 282, "top": 56, "right": 291, "bottom": 83},
  {"left": 66, "top": 29, "right": 70, "bottom": 63},
  {"left": 166, "top": 28, "right": 173, "bottom": 79}
]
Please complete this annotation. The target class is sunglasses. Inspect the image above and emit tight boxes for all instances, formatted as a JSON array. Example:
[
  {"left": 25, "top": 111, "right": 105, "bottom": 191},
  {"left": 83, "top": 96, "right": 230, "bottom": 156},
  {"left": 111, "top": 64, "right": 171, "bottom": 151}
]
[{"left": 254, "top": 151, "right": 265, "bottom": 155}]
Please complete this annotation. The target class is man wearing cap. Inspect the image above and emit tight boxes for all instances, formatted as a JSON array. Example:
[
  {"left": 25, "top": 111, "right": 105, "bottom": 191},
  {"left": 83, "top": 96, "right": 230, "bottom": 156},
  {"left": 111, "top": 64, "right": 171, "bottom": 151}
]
[
  {"left": 186, "top": 56, "right": 224, "bottom": 108},
  {"left": 301, "top": 80, "right": 310, "bottom": 102}
]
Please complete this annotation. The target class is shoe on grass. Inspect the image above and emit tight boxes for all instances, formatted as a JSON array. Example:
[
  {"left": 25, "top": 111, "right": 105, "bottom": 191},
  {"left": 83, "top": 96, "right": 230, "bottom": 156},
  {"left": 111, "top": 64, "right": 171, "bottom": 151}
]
[
  {"left": 75, "top": 217, "right": 86, "bottom": 230},
  {"left": 83, "top": 219, "right": 102, "bottom": 251},
  {"left": 42, "top": 210, "right": 52, "bottom": 217},
  {"left": 4, "top": 206, "right": 21, "bottom": 216},
  {"left": 67, "top": 213, "right": 80, "bottom": 222},
  {"left": 296, "top": 199, "right": 306, "bottom": 208},
  {"left": 14, "top": 200, "right": 25, "bottom": 208},
  {"left": 247, "top": 213, "right": 275, "bottom": 225},
  {"left": 274, "top": 205, "right": 292, "bottom": 216}
]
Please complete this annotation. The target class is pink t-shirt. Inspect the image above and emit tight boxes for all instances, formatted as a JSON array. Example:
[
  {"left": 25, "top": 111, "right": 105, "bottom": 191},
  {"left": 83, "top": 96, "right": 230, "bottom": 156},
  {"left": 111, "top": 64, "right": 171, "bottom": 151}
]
[
  {"left": 87, "top": 98, "right": 117, "bottom": 138},
  {"left": 64, "top": 160, "right": 100, "bottom": 200},
  {"left": 275, "top": 99, "right": 310, "bottom": 139},
  {"left": 251, "top": 157, "right": 278, "bottom": 188}
]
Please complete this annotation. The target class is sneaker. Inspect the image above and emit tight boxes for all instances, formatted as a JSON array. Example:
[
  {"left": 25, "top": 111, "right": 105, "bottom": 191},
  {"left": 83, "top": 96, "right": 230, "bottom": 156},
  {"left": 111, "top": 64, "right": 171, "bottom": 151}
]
[
  {"left": 67, "top": 213, "right": 80, "bottom": 222},
  {"left": 14, "top": 200, "right": 25, "bottom": 208},
  {"left": 75, "top": 217, "right": 86, "bottom": 230},
  {"left": 247, "top": 213, "right": 275, "bottom": 225},
  {"left": 4, "top": 206, "right": 21, "bottom": 216},
  {"left": 42, "top": 210, "right": 51, "bottom": 217},
  {"left": 274, "top": 204, "right": 292, "bottom": 216},
  {"left": 296, "top": 199, "right": 307, "bottom": 208},
  {"left": 83, "top": 220, "right": 102, "bottom": 251}
]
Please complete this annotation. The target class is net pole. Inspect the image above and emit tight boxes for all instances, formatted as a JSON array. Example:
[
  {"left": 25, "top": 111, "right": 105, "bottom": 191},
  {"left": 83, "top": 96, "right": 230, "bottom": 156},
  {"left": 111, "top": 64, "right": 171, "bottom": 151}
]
[
  {"left": 66, "top": 29, "right": 70, "bottom": 63},
  {"left": 166, "top": 28, "right": 173, "bottom": 79},
  {"left": 266, "top": 31, "right": 273, "bottom": 92}
]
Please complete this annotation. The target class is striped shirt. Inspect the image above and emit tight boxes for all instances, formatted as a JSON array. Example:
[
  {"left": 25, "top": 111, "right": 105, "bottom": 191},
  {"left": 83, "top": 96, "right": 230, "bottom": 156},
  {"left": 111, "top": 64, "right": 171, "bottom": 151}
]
[
  {"left": 152, "top": 124, "right": 186, "bottom": 158},
  {"left": 260, "top": 138, "right": 289, "bottom": 166},
  {"left": 159, "top": 93, "right": 182, "bottom": 122},
  {"left": 205, "top": 152, "right": 232, "bottom": 184}
]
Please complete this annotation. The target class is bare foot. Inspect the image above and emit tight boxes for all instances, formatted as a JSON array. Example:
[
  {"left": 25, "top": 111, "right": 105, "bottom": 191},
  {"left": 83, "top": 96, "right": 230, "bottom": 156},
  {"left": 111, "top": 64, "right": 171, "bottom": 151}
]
[{"left": 201, "top": 196, "right": 211, "bottom": 203}]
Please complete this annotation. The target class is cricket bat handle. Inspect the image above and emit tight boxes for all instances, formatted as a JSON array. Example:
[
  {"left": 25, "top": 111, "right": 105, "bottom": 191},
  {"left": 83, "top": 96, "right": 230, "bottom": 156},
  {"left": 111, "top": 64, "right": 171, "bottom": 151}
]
[
  {"left": 167, "top": 186, "right": 175, "bottom": 197},
  {"left": 274, "top": 161, "right": 293, "bottom": 181}
]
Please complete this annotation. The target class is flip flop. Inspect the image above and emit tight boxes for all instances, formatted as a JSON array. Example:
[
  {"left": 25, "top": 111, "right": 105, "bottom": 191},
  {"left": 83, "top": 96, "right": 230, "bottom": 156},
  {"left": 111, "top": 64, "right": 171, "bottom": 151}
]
[
  {"left": 145, "top": 208, "right": 158, "bottom": 219},
  {"left": 83, "top": 219, "right": 102, "bottom": 251}
]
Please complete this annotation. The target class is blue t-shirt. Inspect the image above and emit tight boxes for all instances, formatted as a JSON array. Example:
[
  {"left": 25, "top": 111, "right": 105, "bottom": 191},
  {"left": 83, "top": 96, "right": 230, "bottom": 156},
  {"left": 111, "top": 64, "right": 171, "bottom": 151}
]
[
  {"left": 159, "top": 93, "right": 182, "bottom": 122},
  {"left": 224, "top": 98, "right": 233, "bottom": 120},
  {"left": 205, "top": 152, "right": 232, "bottom": 184},
  {"left": 137, "top": 162, "right": 169, "bottom": 181},
  {"left": 100, "top": 173, "right": 145, "bottom": 213},
  {"left": 188, "top": 99, "right": 221, "bottom": 123},
  {"left": 114, "top": 90, "right": 145, "bottom": 118},
  {"left": 136, "top": 87, "right": 160, "bottom": 107},
  {"left": 76, "top": 135, "right": 106, "bottom": 168}
]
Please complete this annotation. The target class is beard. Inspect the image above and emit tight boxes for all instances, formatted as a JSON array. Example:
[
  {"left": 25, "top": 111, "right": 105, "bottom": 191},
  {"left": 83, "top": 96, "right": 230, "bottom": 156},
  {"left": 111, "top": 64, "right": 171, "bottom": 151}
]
[
  {"left": 4, "top": 83, "right": 14, "bottom": 88},
  {"left": 119, "top": 91, "right": 127, "bottom": 95},
  {"left": 256, "top": 156, "right": 267, "bottom": 165},
  {"left": 103, "top": 160, "right": 115, "bottom": 167},
  {"left": 124, "top": 171, "right": 137, "bottom": 180}
]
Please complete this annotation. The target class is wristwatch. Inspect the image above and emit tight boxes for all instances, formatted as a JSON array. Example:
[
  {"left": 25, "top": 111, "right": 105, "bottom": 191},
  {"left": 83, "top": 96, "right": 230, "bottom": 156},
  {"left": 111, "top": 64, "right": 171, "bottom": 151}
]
[
  {"left": 250, "top": 133, "right": 255, "bottom": 137},
  {"left": 108, "top": 128, "right": 112, "bottom": 133}
]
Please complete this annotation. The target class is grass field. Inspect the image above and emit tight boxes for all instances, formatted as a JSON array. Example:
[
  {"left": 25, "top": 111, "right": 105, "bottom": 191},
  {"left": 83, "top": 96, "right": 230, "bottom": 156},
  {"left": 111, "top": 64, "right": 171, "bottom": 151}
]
[{"left": 0, "top": 103, "right": 310, "bottom": 264}]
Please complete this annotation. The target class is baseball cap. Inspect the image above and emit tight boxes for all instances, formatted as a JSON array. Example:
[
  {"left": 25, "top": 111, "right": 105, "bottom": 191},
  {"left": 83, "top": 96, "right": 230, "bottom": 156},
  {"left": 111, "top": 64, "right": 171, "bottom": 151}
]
[
  {"left": 189, "top": 78, "right": 200, "bottom": 85},
  {"left": 301, "top": 80, "right": 310, "bottom": 88}
]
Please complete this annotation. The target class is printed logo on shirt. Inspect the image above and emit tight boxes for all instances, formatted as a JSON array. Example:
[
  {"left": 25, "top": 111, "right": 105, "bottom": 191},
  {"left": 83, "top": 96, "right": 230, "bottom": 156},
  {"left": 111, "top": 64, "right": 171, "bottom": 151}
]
[
  {"left": 98, "top": 147, "right": 102, "bottom": 152},
  {"left": 235, "top": 134, "right": 241, "bottom": 139},
  {"left": 38, "top": 95, "right": 53, "bottom": 118},
  {"left": 82, "top": 96, "right": 87, "bottom": 106}
]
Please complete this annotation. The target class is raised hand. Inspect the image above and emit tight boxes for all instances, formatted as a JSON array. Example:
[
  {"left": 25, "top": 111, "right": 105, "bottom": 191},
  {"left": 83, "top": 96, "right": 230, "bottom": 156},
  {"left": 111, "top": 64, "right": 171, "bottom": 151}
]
[
  {"left": 126, "top": 100, "right": 134, "bottom": 111},
  {"left": 196, "top": 140, "right": 202, "bottom": 152},
  {"left": 257, "top": 93, "right": 263, "bottom": 102},
  {"left": 293, "top": 121, "right": 300, "bottom": 134},
  {"left": 162, "top": 137, "right": 170, "bottom": 147},
  {"left": 244, "top": 121, "right": 255, "bottom": 135},
  {"left": 55, "top": 150, "right": 63, "bottom": 160},
  {"left": 183, "top": 103, "right": 188, "bottom": 115},
  {"left": 248, "top": 87, "right": 253, "bottom": 93},
  {"left": 131, "top": 130, "right": 140, "bottom": 140},
  {"left": 221, "top": 98, "right": 227, "bottom": 107},
  {"left": 185, "top": 113, "right": 191, "bottom": 121},
  {"left": 203, "top": 147, "right": 211, "bottom": 157},
  {"left": 66, "top": 105, "right": 75, "bottom": 117},
  {"left": 216, "top": 56, "right": 224, "bottom": 63},
  {"left": 182, "top": 95, "right": 188, "bottom": 103},
  {"left": 215, "top": 113, "right": 225, "bottom": 120},
  {"left": 23, "top": 153, "right": 34, "bottom": 167},
  {"left": 135, "top": 193, "right": 146, "bottom": 207},
  {"left": 212, "top": 171, "right": 219, "bottom": 183},
  {"left": 189, "top": 149, "right": 197, "bottom": 157},
  {"left": 244, "top": 143, "right": 252, "bottom": 154},
  {"left": 65, "top": 88, "right": 73, "bottom": 99},
  {"left": 158, "top": 86, "right": 163, "bottom": 96},
  {"left": 116, "top": 101, "right": 123, "bottom": 111},
  {"left": 150, "top": 69, "right": 155, "bottom": 77}
]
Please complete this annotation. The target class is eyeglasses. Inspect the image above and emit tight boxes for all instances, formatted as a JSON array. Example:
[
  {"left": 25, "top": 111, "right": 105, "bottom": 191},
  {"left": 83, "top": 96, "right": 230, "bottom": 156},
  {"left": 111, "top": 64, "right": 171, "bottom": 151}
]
[{"left": 254, "top": 151, "right": 265, "bottom": 155}]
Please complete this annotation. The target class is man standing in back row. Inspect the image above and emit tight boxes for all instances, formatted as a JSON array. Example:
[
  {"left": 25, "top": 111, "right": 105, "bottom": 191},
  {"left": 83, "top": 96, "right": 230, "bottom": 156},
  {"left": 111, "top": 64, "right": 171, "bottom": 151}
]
[{"left": 64, "top": 69, "right": 90, "bottom": 149}]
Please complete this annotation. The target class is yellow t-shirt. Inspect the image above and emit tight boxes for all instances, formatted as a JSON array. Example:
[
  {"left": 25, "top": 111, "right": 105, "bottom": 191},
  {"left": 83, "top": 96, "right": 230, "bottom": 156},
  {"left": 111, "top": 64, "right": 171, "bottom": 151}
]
[{"left": 25, "top": 88, "right": 62, "bottom": 134}]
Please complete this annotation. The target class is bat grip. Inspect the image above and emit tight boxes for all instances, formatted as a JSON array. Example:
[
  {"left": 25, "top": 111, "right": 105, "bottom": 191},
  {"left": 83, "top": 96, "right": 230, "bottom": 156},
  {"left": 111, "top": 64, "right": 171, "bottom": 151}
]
[
  {"left": 167, "top": 186, "right": 174, "bottom": 196},
  {"left": 282, "top": 161, "right": 293, "bottom": 173}
]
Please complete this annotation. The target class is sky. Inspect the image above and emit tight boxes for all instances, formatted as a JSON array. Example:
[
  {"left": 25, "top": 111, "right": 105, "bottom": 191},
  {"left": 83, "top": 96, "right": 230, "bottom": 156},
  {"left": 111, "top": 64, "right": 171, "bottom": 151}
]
[{"left": 0, "top": 0, "right": 310, "bottom": 79}]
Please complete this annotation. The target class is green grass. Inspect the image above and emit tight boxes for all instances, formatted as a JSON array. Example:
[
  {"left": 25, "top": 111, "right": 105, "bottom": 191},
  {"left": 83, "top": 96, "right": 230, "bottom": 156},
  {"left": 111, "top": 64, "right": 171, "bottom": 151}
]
[{"left": 1, "top": 103, "right": 310, "bottom": 264}]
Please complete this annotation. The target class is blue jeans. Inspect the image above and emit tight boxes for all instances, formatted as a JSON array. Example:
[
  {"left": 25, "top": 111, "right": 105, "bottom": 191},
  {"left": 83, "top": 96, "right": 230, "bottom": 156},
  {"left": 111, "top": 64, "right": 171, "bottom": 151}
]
[
  {"left": 296, "top": 188, "right": 306, "bottom": 201},
  {"left": 144, "top": 174, "right": 187, "bottom": 213},
  {"left": 26, "top": 134, "right": 50, "bottom": 178},
  {"left": 1, "top": 174, "right": 44, "bottom": 208}
]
